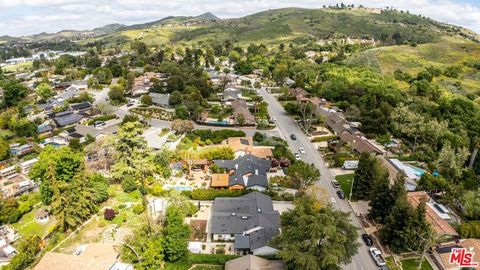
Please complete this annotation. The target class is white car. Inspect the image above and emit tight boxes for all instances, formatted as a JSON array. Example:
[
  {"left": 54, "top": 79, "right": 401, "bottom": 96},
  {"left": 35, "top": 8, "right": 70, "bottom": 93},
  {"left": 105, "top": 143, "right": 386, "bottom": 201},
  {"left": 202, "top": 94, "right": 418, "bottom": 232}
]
[
  {"left": 299, "top": 147, "right": 306, "bottom": 154},
  {"left": 294, "top": 153, "right": 301, "bottom": 160}
]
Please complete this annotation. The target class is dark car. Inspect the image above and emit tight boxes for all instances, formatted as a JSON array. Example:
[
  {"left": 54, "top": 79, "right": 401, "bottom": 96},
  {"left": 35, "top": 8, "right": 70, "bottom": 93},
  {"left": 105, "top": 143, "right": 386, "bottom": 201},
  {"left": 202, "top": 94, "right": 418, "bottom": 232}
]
[
  {"left": 380, "top": 266, "right": 390, "bottom": 270},
  {"left": 290, "top": 134, "right": 297, "bottom": 140},
  {"left": 362, "top": 234, "right": 374, "bottom": 246},
  {"left": 126, "top": 103, "right": 134, "bottom": 107},
  {"left": 336, "top": 190, "right": 345, "bottom": 199}
]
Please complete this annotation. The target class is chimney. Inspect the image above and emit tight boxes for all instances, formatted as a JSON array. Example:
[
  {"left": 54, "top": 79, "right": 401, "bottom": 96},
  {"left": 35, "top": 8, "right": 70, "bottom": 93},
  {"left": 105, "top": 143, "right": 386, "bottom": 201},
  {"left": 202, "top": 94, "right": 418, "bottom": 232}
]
[
  {"left": 235, "top": 164, "right": 238, "bottom": 169},
  {"left": 255, "top": 169, "right": 258, "bottom": 175}
]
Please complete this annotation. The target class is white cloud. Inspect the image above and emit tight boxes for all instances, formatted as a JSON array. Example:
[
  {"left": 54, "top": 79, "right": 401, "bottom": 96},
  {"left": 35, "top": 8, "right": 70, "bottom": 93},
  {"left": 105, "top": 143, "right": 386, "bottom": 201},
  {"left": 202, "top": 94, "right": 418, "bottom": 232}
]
[{"left": 0, "top": 0, "right": 479, "bottom": 36}]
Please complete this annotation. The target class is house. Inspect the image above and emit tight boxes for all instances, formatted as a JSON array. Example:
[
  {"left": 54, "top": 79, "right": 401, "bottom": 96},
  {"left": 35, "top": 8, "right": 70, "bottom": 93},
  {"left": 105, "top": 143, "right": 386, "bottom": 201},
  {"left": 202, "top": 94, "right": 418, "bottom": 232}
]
[
  {"left": 0, "top": 166, "right": 16, "bottom": 178},
  {"left": 0, "top": 238, "right": 16, "bottom": 259},
  {"left": 231, "top": 100, "right": 255, "bottom": 126},
  {"left": 54, "top": 112, "right": 83, "bottom": 127},
  {"left": 9, "top": 143, "right": 33, "bottom": 156},
  {"left": 33, "top": 243, "right": 133, "bottom": 270},
  {"left": 213, "top": 154, "right": 272, "bottom": 191},
  {"left": 69, "top": 102, "right": 92, "bottom": 113},
  {"left": 225, "top": 255, "right": 284, "bottom": 270},
  {"left": 432, "top": 238, "right": 480, "bottom": 270},
  {"left": 20, "top": 158, "right": 39, "bottom": 172},
  {"left": 70, "top": 80, "right": 88, "bottom": 91},
  {"left": 406, "top": 192, "right": 458, "bottom": 237},
  {"left": 149, "top": 93, "right": 170, "bottom": 107},
  {"left": 223, "top": 137, "right": 273, "bottom": 159},
  {"left": 210, "top": 192, "right": 280, "bottom": 255},
  {"left": 62, "top": 125, "right": 102, "bottom": 142},
  {"left": 149, "top": 198, "right": 168, "bottom": 219},
  {"left": 37, "top": 124, "right": 54, "bottom": 134}
]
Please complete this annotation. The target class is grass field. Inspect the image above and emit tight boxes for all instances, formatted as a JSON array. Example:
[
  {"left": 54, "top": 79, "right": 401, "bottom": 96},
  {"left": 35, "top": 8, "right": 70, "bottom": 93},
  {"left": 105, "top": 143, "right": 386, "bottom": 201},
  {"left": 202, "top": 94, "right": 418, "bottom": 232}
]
[
  {"left": 2, "top": 61, "right": 32, "bottom": 72},
  {"left": 335, "top": 173, "right": 355, "bottom": 200},
  {"left": 12, "top": 206, "right": 56, "bottom": 239}
]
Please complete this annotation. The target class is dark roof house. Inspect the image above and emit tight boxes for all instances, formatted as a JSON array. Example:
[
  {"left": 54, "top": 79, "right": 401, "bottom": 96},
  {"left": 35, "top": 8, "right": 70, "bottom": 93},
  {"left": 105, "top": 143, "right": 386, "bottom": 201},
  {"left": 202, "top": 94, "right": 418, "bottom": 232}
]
[
  {"left": 211, "top": 192, "right": 280, "bottom": 254},
  {"left": 54, "top": 112, "right": 83, "bottom": 127},
  {"left": 69, "top": 102, "right": 92, "bottom": 112},
  {"left": 213, "top": 154, "right": 271, "bottom": 190},
  {"left": 231, "top": 99, "right": 255, "bottom": 126}
]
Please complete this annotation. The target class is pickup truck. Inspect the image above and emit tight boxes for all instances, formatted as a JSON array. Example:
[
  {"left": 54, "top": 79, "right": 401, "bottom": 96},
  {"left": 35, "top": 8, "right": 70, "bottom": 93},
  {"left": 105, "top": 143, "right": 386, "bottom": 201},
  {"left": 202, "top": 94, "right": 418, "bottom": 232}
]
[{"left": 369, "top": 247, "right": 386, "bottom": 267}]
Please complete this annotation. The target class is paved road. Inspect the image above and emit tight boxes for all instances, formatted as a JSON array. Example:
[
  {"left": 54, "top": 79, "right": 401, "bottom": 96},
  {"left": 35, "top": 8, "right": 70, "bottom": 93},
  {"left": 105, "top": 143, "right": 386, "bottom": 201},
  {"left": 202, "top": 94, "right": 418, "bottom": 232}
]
[{"left": 258, "top": 87, "right": 378, "bottom": 270}]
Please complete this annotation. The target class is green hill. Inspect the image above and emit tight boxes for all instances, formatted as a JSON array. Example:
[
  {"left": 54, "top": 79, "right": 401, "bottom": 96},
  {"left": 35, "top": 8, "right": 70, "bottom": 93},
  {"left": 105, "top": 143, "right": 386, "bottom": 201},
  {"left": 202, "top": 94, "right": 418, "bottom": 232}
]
[
  {"left": 345, "top": 37, "right": 480, "bottom": 97},
  {"left": 89, "top": 7, "right": 478, "bottom": 46}
]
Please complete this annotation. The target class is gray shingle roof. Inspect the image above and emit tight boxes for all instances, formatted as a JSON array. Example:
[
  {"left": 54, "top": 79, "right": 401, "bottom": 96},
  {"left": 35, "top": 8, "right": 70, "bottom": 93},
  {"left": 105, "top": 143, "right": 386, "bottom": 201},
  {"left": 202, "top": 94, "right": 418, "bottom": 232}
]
[
  {"left": 213, "top": 155, "right": 271, "bottom": 188},
  {"left": 211, "top": 192, "right": 280, "bottom": 251},
  {"left": 69, "top": 102, "right": 92, "bottom": 111},
  {"left": 55, "top": 113, "right": 83, "bottom": 127}
]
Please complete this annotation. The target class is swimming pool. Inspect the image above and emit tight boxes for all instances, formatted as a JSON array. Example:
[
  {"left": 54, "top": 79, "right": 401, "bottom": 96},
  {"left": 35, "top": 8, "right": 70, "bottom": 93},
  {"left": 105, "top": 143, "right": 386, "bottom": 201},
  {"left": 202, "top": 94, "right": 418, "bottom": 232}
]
[
  {"left": 408, "top": 165, "right": 425, "bottom": 177},
  {"left": 163, "top": 184, "right": 193, "bottom": 192},
  {"left": 207, "top": 120, "right": 229, "bottom": 126}
]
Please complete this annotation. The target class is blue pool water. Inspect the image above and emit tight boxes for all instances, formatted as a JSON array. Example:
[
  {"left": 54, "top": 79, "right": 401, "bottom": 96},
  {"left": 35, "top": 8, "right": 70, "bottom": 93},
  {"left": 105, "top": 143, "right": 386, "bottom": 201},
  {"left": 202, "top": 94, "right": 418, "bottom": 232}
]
[
  {"left": 207, "top": 120, "right": 229, "bottom": 126},
  {"left": 163, "top": 184, "right": 193, "bottom": 191},
  {"left": 408, "top": 165, "right": 425, "bottom": 177}
]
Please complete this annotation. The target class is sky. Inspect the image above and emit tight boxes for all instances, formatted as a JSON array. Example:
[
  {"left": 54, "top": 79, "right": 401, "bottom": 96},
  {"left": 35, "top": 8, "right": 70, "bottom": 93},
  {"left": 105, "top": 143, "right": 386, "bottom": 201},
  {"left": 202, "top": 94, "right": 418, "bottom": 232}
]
[{"left": 1, "top": 0, "right": 480, "bottom": 36}]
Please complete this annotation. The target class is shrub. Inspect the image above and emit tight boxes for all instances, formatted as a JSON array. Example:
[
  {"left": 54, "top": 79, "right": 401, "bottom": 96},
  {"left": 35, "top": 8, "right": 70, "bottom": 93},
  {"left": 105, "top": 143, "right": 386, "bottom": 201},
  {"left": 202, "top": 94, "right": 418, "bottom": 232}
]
[
  {"left": 189, "top": 189, "right": 247, "bottom": 200},
  {"left": 122, "top": 176, "right": 137, "bottom": 192},
  {"left": 311, "top": 135, "right": 339, "bottom": 142},
  {"left": 132, "top": 204, "right": 145, "bottom": 214},
  {"left": 104, "top": 208, "right": 116, "bottom": 221}
]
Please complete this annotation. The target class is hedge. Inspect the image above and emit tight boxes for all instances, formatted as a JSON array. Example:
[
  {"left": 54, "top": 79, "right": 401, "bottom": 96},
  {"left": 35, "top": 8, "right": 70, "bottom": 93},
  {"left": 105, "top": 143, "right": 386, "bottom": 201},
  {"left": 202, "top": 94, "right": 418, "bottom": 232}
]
[
  {"left": 311, "top": 135, "right": 339, "bottom": 142},
  {"left": 184, "top": 189, "right": 248, "bottom": 200},
  {"left": 86, "top": 115, "right": 116, "bottom": 125}
]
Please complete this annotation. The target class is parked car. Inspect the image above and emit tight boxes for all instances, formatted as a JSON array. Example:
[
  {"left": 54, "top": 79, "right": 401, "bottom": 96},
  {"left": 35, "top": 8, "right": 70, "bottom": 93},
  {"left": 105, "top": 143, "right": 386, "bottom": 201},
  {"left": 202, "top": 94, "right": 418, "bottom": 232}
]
[
  {"left": 369, "top": 247, "right": 386, "bottom": 267},
  {"left": 331, "top": 180, "right": 340, "bottom": 188},
  {"left": 336, "top": 190, "right": 345, "bottom": 199},
  {"left": 94, "top": 121, "right": 105, "bottom": 128},
  {"left": 290, "top": 134, "right": 297, "bottom": 140},
  {"left": 294, "top": 153, "right": 301, "bottom": 160},
  {"left": 362, "top": 234, "right": 373, "bottom": 246},
  {"left": 380, "top": 266, "right": 390, "bottom": 270},
  {"left": 126, "top": 102, "right": 134, "bottom": 107},
  {"left": 299, "top": 147, "right": 306, "bottom": 154}
]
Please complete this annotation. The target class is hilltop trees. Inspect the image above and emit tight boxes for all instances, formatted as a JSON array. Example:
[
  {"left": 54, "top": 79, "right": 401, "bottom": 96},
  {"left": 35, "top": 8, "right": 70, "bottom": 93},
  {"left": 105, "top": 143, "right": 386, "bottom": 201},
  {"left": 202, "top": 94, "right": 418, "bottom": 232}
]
[{"left": 273, "top": 195, "right": 359, "bottom": 270}]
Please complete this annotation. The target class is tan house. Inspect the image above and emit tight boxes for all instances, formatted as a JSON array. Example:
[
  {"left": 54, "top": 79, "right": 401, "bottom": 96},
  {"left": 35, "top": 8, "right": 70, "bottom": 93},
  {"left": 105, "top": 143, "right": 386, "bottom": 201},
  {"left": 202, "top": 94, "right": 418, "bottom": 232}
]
[
  {"left": 406, "top": 192, "right": 458, "bottom": 237},
  {"left": 223, "top": 137, "right": 273, "bottom": 159}
]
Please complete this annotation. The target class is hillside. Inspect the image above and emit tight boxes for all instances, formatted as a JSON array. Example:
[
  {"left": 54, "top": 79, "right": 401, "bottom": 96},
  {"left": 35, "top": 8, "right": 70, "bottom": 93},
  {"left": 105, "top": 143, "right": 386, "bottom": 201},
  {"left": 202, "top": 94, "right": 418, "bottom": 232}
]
[
  {"left": 169, "top": 7, "right": 478, "bottom": 45},
  {"left": 345, "top": 37, "right": 480, "bottom": 97}
]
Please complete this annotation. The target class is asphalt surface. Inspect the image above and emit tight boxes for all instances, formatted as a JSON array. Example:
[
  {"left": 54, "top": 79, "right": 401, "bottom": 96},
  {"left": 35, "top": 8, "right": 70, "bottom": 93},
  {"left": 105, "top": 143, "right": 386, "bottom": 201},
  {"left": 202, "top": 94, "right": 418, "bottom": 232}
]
[{"left": 258, "top": 87, "right": 378, "bottom": 270}]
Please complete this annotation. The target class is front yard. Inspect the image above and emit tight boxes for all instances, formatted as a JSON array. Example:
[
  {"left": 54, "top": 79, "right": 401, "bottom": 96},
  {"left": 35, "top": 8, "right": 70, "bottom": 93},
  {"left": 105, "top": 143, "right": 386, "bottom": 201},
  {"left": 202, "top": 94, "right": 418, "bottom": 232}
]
[
  {"left": 386, "top": 257, "right": 434, "bottom": 270},
  {"left": 335, "top": 173, "right": 354, "bottom": 200}
]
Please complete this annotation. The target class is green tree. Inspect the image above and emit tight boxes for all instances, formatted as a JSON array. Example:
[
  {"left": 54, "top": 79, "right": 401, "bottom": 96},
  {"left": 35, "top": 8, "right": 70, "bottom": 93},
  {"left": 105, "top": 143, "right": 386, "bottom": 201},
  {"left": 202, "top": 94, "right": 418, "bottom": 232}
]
[
  {"left": 272, "top": 196, "right": 359, "bottom": 270},
  {"left": 369, "top": 174, "right": 405, "bottom": 223},
  {"left": 140, "top": 94, "right": 152, "bottom": 106},
  {"left": 286, "top": 160, "right": 320, "bottom": 192},
  {"left": 93, "top": 67, "right": 113, "bottom": 84},
  {"left": 108, "top": 84, "right": 127, "bottom": 105},
  {"left": 380, "top": 196, "right": 432, "bottom": 253},
  {"left": 1, "top": 79, "right": 29, "bottom": 107},
  {"left": 0, "top": 137, "right": 10, "bottom": 161},
  {"left": 435, "top": 141, "right": 469, "bottom": 180},
  {"left": 121, "top": 226, "right": 165, "bottom": 270},
  {"left": 35, "top": 82, "right": 53, "bottom": 101},
  {"left": 163, "top": 206, "right": 191, "bottom": 262},
  {"left": 352, "top": 153, "right": 379, "bottom": 200},
  {"left": 461, "top": 189, "right": 480, "bottom": 220},
  {"left": 29, "top": 146, "right": 83, "bottom": 204},
  {"left": 51, "top": 173, "right": 97, "bottom": 232},
  {"left": 3, "top": 235, "right": 41, "bottom": 270}
]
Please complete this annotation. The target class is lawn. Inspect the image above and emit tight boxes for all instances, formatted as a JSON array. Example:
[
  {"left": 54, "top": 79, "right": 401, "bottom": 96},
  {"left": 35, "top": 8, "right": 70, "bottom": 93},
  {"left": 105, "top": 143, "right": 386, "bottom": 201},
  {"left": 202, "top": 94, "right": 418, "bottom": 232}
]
[
  {"left": 2, "top": 61, "right": 33, "bottom": 72},
  {"left": 12, "top": 206, "right": 56, "bottom": 239},
  {"left": 190, "top": 266, "right": 223, "bottom": 270},
  {"left": 335, "top": 173, "right": 355, "bottom": 200},
  {"left": 386, "top": 256, "right": 434, "bottom": 270}
]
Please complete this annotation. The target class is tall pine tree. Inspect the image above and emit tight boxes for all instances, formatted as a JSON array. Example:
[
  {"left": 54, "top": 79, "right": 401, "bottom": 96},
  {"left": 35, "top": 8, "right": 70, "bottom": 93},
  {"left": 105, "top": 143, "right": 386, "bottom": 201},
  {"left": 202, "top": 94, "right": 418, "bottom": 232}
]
[{"left": 369, "top": 174, "right": 406, "bottom": 223}]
